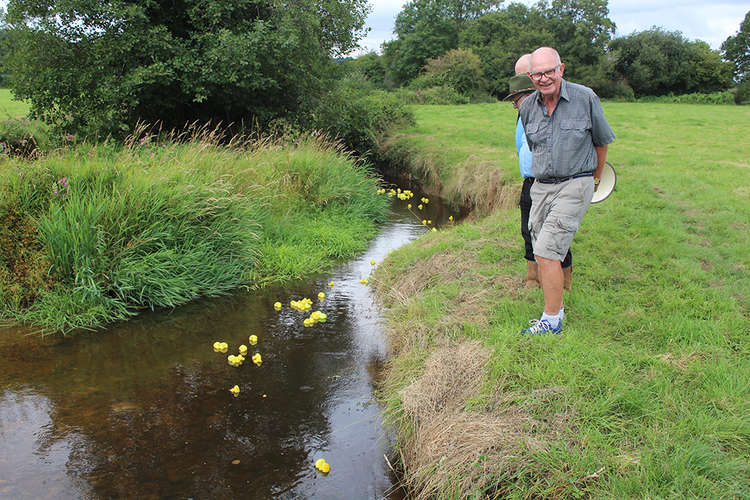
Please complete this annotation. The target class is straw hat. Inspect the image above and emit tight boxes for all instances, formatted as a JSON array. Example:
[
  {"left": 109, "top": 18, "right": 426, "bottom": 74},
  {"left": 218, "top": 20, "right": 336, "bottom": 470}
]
[{"left": 591, "top": 162, "right": 617, "bottom": 204}]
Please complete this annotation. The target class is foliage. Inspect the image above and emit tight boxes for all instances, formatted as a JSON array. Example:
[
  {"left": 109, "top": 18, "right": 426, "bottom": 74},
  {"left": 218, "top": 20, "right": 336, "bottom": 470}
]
[
  {"left": 735, "top": 80, "right": 750, "bottom": 105},
  {"left": 423, "top": 48, "right": 486, "bottom": 95},
  {"left": 3, "top": 0, "right": 370, "bottom": 139},
  {"left": 721, "top": 10, "right": 750, "bottom": 83},
  {"left": 383, "top": 0, "right": 501, "bottom": 86},
  {"left": 344, "top": 52, "right": 389, "bottom": 88},
  {"left": 0, "top": 133, "right": 388, "bottom": 333},
  {"left": 610, "top": 28, "right": 733, "bottom": 97},
  {"left": 635, "top": 91, "right": 735, "bottom": 105},
  {"left": 393, "top": 85, "right": 470, "bottom": 105},
  {"left": 0, "top": 117, "right": 52, "bottom": 157},
  {"left": 308, "top": 72, "right": 415, "bottom": 158}
]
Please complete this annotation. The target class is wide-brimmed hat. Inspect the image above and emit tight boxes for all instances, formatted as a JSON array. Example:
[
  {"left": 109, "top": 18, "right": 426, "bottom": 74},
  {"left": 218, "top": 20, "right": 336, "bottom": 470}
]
[{"left": 503, "top": 74, "right": 535, "bottom": 100}]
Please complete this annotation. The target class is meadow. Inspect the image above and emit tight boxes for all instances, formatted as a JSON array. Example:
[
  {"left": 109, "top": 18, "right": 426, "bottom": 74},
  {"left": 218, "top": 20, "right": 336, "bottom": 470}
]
[
  {"left": 0, "top": 88, "right": 30, "bottom": 118},
  {"left": 374, "top": 102, "right": 750, "bottom": 498},
  {"left": 1, "top": 132, "right": 388, "bottom": 333}
]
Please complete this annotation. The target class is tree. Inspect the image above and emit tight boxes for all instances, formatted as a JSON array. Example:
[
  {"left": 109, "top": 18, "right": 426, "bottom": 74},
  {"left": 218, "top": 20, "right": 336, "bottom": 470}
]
[
  {"left": 459, "top": 0, "right": 615, "bottom": 97},
  {"left": 721, "top": 10, "right": 750, "bottom": 83},
  {"left": 4, "top": 0, "right": 371, "bottom": 137},
  {"left": 383, "top": 0, "right": 501, "bottom": 86},
  {"left": 610, "top": 28, "right": 733, "bottom": 97}
]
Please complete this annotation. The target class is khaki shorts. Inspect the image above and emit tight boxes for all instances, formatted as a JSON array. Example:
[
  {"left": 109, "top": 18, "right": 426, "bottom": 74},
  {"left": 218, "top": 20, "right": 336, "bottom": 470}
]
[{"left": 529, "top": 176, "right": 594, "bottom": 261}]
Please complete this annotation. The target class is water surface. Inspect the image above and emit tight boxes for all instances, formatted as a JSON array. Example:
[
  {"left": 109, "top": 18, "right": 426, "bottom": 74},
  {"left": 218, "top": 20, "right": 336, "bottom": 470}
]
[{"left": 0, "top": 195, "right": 453, "bottom": 499}]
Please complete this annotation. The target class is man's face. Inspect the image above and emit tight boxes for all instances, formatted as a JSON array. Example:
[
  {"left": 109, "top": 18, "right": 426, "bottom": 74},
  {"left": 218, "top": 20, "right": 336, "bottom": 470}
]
[{"left": 529, "top": 51, "right": 564, "bottom": 98}]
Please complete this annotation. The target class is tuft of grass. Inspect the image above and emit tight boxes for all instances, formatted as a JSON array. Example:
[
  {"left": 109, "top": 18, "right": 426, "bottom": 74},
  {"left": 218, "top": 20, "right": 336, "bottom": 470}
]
[
  {"left": 1, "top": 133, "right": 387, "bottom": 333},
  {"left": 375, "top": 102, "right": 750, "bottom": 498}
]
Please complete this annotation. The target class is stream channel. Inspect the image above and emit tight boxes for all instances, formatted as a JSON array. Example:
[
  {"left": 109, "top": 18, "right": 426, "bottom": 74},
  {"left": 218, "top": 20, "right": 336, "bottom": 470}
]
[{"left": 0, "top": 192, "right": 454, "bottom": 499}]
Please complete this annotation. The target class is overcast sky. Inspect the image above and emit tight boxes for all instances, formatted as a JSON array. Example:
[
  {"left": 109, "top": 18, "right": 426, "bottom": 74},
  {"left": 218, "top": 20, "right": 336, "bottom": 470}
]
[{"left": 356, "top": 0, "right": 748, "bottom": 55}]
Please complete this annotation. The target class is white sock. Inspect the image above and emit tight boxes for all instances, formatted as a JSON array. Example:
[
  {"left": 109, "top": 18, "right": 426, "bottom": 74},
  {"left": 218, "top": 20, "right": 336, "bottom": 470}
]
[{"left": 541, "top": 310, "right": 563, "bottom": 327}]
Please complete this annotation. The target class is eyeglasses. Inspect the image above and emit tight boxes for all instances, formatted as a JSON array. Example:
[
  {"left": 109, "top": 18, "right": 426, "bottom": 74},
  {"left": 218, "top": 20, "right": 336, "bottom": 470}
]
[{"left": 529, "top": 65, "right": 560, "bottom": 81}]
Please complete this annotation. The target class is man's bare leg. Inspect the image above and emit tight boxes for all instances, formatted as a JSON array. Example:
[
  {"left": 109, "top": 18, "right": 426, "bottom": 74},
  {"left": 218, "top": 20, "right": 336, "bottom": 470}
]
[{"left": 537, "top": 256, "right": 563, "bottom": 315}]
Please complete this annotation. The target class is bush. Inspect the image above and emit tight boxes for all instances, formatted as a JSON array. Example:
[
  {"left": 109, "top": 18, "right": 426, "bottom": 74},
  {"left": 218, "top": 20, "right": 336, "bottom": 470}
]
[
  {"left": 0, "top": 117, "right": 53, "bottom": 157},
  {"left": 424, "top": 48, "right": 487, "bottom": 96},
  {"left": 309, "top": 74, "right": 414, "bottom": 158},
  {"left": 393, "top": 85, "right": 470, "bottom": 105},
  {"left": 735, "top": 81, "right": 750, "bottom": 105},
  {"left": 636, "top": 91, "right": 735, "bottom": 104}
]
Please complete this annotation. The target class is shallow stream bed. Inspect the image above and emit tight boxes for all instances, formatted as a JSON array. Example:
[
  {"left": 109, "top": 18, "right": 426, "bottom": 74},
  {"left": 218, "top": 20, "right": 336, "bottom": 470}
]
[{"left": 0, "top": 194, "right": 453, "bottom": 499}]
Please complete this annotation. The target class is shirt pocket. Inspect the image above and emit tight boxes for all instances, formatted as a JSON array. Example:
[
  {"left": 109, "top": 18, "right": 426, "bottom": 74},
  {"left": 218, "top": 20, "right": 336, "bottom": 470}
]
[
  {"left": 524, "top": 121, "right": 544, "bottom": 148},
  {"left": 559, "top": 119, "right": 591, "bottom": 152}
]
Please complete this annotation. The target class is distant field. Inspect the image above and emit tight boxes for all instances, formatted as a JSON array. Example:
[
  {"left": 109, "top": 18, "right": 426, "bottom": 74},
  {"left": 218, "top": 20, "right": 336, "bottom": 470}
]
[{"left": 0, "top": 89, "right": 31, "bottom": 118}]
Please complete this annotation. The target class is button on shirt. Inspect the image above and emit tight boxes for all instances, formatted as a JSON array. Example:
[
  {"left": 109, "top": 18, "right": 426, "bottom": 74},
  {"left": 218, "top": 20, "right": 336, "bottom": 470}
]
[{"left": 519, "top": 79, "right": 615, "bottom": 179}]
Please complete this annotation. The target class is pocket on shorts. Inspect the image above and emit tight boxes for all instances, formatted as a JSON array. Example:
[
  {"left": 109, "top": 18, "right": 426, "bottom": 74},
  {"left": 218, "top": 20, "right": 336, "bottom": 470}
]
[{"left": 556, "top": 215, "right": 581, "bottom": 234}]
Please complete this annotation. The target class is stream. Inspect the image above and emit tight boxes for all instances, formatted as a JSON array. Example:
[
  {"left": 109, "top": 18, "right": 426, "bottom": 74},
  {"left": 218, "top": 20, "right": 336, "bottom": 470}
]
[{"left": 0, "top": 193, "right": 453, "bottom": 499}]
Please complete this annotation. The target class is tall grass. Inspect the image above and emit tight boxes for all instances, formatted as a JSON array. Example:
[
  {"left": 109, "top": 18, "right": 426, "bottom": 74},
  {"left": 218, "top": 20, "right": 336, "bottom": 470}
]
[{"left": 0, "top": 132, "right": 387, "bottom": 333}]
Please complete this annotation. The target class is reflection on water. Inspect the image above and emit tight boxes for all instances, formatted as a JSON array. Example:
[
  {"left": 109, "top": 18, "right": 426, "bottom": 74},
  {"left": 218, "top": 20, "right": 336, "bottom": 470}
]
[{"left": 0, "top": 196, "right": 451, "bottom": 499}]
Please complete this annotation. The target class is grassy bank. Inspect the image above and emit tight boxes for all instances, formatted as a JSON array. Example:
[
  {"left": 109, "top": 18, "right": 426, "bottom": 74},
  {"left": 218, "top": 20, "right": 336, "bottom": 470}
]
[
  {"left": 374, "top": 102, "right": 750, "bottom": 498},
  {"left": 1, "top": 134, "right": 388, "bottom": 333}
]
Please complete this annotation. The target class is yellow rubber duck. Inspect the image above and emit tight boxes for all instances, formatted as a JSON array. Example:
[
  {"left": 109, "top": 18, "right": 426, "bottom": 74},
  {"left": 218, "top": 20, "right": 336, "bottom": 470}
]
[
  {"left": 252, "top": 353, "right": 262, "bottom": 366},
  {"left": 239, "top": 344, "right": 248, "bottom": 355},
  {"left": 249, "top": 335, "right": 258, "bottom": 346},
  {"left": 360, "top": 278, "right": 368, "bottom": 285},
  {"left": 418, "top": 204, "right": 423, "bottom": 210},
  {"left": 449, "top": 215, "right": 454, "bottom": 221},
  {"left": 230, "top": 385, "right": 240, "bottom": 397},
  {"left": 315, "top": 458, "right": 331, "bottom": 474},
  {"left": 274, "top": 301, "right": 282, "bottom": 310},
  {"left": 370, "top": 260, "right": 376, "bottom": 265},
  {"left": 328, "top": 281, "right": 334, "bottom": 287},
  {"left": 318, "top": 292, "right": 325, "bottom": 300},
  {"left": 213, "top": 341, "right": 221, "bottom": 352}
]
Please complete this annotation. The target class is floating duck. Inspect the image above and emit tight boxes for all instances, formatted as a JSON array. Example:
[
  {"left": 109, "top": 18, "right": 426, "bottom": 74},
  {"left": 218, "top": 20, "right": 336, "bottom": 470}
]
[
  {"left": 449, "top": 215, "right": 454, "bottom": 221},
  {"left": 421, "top": 197, "right": 429, "bottom": 204},
  {"left": 360, "top": 278, "right": 368, "bottom": 285},
  {"left": 252, "top": 353, "right": 262, "bottom": 366},
  {"left": 230, "top": 385, "right": 240, "bottom": 397},
  {"left": 422, "top": 220, "right": 427, "bottom": 225},
  {"left": 318, "top": 292, "right": 325, "bottom": 300},
  {"left": 290, "top": 298, "right": 313, "bottom": 312},
  {"left": 432, "top": 227, "right": 437, "bottom": 232},
  {"left": 274, "top": 301, "right": 282, "bottom": 310},
  {"left": 418, "top": 204, "right": 423, "bottom": 210},
  {"left": 407, "top": 203, "right": 412, "bottom": 209},
  {"left": 427, "top": 220, "right": 432, "bottom": 225},
  {"left": 249, "top": 334, "right": 258, "bottom": 346},
  {"left": 315, "top": 458, "right": 331, "bottom": 474},
  {"left": 228, "top": 354, "right": 243, "bottom": 367},
  {"left": 328, "top": 281, "right": 334, "bottom": 287},
  {"left": 213, "top": 341, "right": 229, "bottom": 353},
  {"left": 239, "top": 344, "right": 248, "bottom": 355}
]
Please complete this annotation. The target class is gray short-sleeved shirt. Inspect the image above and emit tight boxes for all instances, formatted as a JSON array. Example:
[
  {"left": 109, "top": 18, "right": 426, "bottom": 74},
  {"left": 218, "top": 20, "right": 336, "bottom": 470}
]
[{"left": 519, "top": 79, "right": 615, "bottom": 179}]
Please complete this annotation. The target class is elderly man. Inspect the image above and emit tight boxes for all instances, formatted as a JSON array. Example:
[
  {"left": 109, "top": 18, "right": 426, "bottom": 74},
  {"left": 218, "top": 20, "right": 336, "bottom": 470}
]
[
  {"left": 518, "top": 47, "right": 615, "bottom": 334},
  {"left": 508, "top": 54, "right": 573, "bottom": 289}
]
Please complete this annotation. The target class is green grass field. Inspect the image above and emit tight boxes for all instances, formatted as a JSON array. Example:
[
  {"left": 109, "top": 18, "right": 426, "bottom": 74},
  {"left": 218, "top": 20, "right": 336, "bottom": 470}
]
[
  {"left": 0, "top": 88, "right": 31, "bottom": 118},
  {"left": 374, "top": 102, "right": 750, "bottom": 498}
]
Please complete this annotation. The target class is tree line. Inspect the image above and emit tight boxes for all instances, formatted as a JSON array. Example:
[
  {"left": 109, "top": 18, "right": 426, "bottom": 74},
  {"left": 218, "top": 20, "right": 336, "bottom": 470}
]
[
  {"left": 371, "top": 0, "right": 747, "bottom": 101},
  {"left": 0, "top": 0, "right": 747, "bottom": 146}
]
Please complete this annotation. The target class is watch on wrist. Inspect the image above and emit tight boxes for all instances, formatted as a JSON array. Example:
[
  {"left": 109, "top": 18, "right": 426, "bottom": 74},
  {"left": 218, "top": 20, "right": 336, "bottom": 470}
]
[{"left": 594, "top": 177, "right": 601, "bottom": 185}]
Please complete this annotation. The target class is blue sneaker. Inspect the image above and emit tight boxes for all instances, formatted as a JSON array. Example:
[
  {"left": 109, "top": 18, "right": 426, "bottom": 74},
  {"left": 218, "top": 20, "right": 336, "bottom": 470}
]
[{"left": 521, "top": 318, "right": 563, "bottom": 335}]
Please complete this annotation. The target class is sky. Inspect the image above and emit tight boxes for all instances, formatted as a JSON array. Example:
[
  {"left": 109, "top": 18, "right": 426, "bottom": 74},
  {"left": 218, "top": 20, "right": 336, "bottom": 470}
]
[{"left": 355, "top": 0, "right": 748, "bottom": 55}]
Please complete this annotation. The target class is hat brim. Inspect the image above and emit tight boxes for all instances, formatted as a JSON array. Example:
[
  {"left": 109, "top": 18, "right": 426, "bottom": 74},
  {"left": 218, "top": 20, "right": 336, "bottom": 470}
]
[
  {"left": 591, "top": 162, "right": 616, "bottom": 204},
  {"left": 502, "top": 88, "right": 535, "bottom": 101}
]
